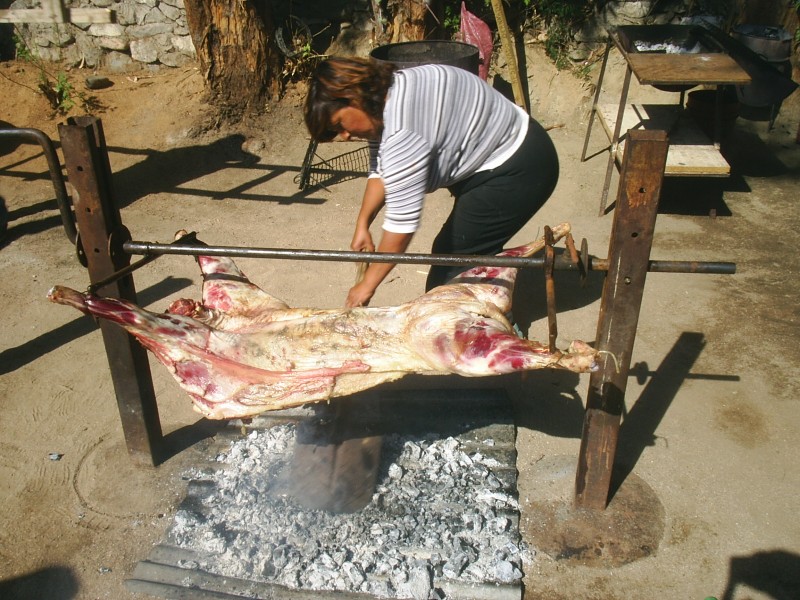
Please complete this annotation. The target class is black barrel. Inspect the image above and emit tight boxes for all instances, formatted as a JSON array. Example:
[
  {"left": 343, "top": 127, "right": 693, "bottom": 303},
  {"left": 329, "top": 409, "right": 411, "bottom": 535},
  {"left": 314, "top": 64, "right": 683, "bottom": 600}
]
[
  {"left": 731, "top": 25, "right": 794, "bottom": 108},
  {"left": 370, "top": 41, "right": 479, "bottom": 75}
]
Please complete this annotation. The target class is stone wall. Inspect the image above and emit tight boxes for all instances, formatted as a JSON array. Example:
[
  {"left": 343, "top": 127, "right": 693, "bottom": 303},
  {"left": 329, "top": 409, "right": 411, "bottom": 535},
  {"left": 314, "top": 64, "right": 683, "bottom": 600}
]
[
  {"left": 572, "top": 0, "right": 727, "bottom": 60},
  {"left": 10, "top": 0, "right": 695, "bottom": 71},
  {"left": 10, "top": 0, "right": 195, "bottom": 72},
  {"left": 9, "top": 0, "right": 794, "bottom": 71}
]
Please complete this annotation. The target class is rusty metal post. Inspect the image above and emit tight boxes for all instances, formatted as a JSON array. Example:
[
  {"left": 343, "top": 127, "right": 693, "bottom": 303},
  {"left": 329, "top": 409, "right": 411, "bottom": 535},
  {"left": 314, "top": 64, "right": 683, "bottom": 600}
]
[
  {"left": 574, "top": 129, "right": 669, "bottom": 510},
  {"left": 58, "top": 116, "right": 162, "bottom": 467},
  {"left": 543, "top": 226, "right": 557, "bottom": 353}
]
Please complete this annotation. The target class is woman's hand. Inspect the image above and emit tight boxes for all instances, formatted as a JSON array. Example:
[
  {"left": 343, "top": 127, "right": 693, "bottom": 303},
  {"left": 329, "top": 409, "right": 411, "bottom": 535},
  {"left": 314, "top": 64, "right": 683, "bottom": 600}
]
[
  {"left": 344, "top": 231, "right": 414, "bottom": 308},
  {"left": 346, "top": 280, "right": 376, "bottom": 308},
  {"left": 350, "top": 226, "right": 374, "bottom": 253}
]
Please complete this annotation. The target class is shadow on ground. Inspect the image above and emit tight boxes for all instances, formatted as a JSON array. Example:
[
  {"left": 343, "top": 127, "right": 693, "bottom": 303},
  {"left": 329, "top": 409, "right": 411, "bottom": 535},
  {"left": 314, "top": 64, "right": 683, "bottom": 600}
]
[
  {"left": 0, "top": 276, "right": 191, "bottom": 376},
  {"left": 0, "top": 131, "right": 345, "bottom": 247},
  {"left": 721, "top": 549, "right": 800, "bottom": 600},
  {"left": 0, "top": 566, "right": 79, "bottom": 600}
]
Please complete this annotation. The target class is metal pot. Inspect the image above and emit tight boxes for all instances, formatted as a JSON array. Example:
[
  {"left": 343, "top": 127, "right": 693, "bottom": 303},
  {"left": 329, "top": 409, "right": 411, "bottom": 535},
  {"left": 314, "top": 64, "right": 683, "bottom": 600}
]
[
  {"left": 370, "top": 41, "right": 480, "bottom": 76},
  {"left": 726, "top": 25, "right": 796, "bottom": 108},
  {"left": 732, "top": 25, "right": 791, "bottom": 63}
]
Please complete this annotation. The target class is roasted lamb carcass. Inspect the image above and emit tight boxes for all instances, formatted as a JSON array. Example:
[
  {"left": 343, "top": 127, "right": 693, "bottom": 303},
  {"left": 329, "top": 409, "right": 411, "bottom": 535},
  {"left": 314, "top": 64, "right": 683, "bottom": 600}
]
[{"left": 48, "top": 223, "right": 597, "bottom": 419}]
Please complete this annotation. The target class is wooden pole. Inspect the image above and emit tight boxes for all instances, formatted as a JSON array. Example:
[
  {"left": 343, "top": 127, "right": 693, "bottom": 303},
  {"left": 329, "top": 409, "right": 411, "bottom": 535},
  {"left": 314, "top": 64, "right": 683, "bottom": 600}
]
[
  {"left": 489, "top": 0, "right": 529, "bottom": 113},
  {"left": 59, "top": 116, "right": 163, "bottom": 467},
  {"left": 574, "top": 129, "right": 669, "bottom": 510}
]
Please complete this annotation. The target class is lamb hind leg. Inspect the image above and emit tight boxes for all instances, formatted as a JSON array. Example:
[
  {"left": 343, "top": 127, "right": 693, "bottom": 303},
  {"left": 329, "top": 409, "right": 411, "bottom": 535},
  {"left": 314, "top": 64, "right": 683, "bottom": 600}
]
[
  {"left": 438, "top": 323, "right": 597, "bottom": 375},
  {"left": 444, "top": 222, "right": 571, "bottom": 314}
]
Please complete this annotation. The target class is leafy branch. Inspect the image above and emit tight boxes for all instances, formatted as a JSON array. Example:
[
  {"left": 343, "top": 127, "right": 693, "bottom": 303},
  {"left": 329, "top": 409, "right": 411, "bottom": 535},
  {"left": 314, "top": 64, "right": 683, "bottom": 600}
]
[{"left": 12, "top": 27, "right": 92, "bottom": 114}]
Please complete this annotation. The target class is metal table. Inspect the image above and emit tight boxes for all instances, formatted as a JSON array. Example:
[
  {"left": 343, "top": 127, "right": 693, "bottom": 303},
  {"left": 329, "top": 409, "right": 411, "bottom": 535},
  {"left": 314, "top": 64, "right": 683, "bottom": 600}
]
[{"left": 582, "top": 25, "right": 751, "bottom": 215}]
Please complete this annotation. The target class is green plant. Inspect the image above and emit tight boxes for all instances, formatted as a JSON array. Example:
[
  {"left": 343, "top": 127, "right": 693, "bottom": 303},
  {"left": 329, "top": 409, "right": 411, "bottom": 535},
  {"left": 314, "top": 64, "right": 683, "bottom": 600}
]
[
  {"left": 279, "top": 43, "right": 326, "bottom": 90},
  {"left": 53, "top": 71, "right": 76, "bottom": 112},
  {"left": 13, "top": 32, "right": 32, "bottom": 61},
  {"left": 36, "top": 67, "right": 80, "bottom": 114},
  {"left": 441, "top": 2, "right": 462, "bottom": 36},
  {"left": 795, "top": 1, "right": 800, "bottom": 43},
  {"left": 533, "top": 0, "right": 593, "bottom": 70},
  {"left": 13, "top": 26, "right": 89, "bottom": 114}
]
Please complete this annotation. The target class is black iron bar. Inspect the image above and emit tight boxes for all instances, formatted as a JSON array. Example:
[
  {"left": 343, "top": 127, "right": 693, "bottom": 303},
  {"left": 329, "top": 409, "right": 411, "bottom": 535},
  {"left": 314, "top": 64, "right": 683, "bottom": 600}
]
[
  {"left": 580, "top": 38, "right": 612, "bottom": 163},
  {"left": 123, "top": 240, "right": 736, "bottom": 275},
  {"left": 88, "top": 232, "right": 198, "bottom": 294},
  {"left": 543, "top": 226, "right": 558, "bottom": 352},
  {"left": 0, "top": 127, "right": 76, "bottom": 243},
  {"left": 124, "top": 241, "right": 548, "bottom": 268},
  {"left": 589, "top": 258, "right": 736, "bottom": 274}
]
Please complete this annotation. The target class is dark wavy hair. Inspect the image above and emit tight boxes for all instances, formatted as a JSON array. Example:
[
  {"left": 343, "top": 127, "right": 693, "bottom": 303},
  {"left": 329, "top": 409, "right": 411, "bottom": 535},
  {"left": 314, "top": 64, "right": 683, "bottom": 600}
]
[{"left": 304, "top": 57, "right": 397, "bottom": 142}]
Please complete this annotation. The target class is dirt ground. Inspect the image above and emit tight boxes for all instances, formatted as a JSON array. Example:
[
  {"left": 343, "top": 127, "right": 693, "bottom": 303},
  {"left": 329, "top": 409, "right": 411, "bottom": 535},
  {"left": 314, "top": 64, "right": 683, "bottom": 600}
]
[{"left": 1, "top": 42, "right": 799, "bottom": 600}]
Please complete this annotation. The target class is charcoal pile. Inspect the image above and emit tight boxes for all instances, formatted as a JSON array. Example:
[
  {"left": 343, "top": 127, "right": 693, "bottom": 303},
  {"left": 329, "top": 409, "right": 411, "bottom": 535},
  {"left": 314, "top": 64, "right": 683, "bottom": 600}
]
[{"left": 128, "top": 389, "right": 528, "bottom": 600}]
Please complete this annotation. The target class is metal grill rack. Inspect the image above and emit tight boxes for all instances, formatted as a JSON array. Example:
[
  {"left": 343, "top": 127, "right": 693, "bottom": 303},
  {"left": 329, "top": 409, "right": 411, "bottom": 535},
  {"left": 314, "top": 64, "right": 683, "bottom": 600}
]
[{"left": 296, "top": 139, "right": 370, "bottom": 190}]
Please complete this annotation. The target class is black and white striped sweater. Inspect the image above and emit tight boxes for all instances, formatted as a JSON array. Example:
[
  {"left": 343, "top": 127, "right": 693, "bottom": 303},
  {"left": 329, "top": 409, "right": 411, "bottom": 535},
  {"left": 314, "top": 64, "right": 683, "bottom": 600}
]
[{"left": 369, "top": 64, "right": 529, "bottom": 233}]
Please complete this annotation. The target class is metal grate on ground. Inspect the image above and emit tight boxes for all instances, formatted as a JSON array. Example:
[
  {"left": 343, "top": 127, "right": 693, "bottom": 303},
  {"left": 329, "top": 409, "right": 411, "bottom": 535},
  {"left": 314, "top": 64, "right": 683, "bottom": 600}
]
[{"left": 126, "top": 387, "right": 525, "bottom": 600}]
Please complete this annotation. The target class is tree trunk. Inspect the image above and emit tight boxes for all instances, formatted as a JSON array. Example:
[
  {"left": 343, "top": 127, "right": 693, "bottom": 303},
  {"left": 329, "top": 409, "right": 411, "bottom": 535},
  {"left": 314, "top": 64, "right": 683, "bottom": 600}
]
[
  {"left": 184, "top": 0, "right": 282, "bottom": 120},
  {"left": 387, "top": 0, "right": 443, "bottom": 42}
]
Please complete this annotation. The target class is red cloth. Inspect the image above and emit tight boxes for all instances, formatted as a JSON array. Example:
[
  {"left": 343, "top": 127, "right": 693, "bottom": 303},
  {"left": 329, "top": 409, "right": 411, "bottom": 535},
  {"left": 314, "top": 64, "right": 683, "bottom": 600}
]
[{"left": 460, "top": 2, "right": 493, "bottom": 80}]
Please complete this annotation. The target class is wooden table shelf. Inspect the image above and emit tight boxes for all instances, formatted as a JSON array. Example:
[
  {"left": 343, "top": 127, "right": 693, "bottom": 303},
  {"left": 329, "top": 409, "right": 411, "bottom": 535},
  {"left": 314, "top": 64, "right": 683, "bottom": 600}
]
[
  {"left": 582, "top": 26, "right": 751, "bottom": 214},
  {"left": 596, "top": 103, "right": 731, "bottom": 177}
]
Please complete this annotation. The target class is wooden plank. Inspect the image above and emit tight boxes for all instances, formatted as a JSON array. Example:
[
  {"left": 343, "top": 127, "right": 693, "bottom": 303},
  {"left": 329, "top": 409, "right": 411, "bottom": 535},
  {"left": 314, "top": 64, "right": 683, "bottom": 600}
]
[
  {"left": 574, "top": 130, "right": 668, "bottom": 510},
  {"left": 624, "top": 53, "right": 751, "bottom": 86},
  {"left": 490, "top": 0, "right": 528, "bottom": 112},
  {"left": 58, "top": 117, "right": 162, "bottom": 466},
  {"left": 128, "top": 560, "right": 351, "bottom": 599},
  {"left": 0, "top": 7, "right": 112, "bottom": 23},
  {"left": 128, "top": 557, "right": 524, "bottom": 600},
  {"left": 42, "top": 0, "right": 67, "bottom": 22},
  {"left": 597, "top": 103, "right": 730, "bottom": 176}
]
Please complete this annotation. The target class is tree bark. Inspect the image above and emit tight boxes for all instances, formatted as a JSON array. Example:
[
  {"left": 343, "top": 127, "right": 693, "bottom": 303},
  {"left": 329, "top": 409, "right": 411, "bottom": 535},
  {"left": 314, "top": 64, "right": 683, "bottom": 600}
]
[
  {"left": 183, "top": 0, "right": 282, "bottom": 120},
  {"left": 387, "top": 0, "right": 443, "bottom": 42}
]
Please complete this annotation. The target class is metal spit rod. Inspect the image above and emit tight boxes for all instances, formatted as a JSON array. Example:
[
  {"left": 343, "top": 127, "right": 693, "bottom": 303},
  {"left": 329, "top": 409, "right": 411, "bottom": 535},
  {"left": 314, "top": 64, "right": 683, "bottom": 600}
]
[{"left": 123, "top": 240, "right": 736, "bottom": 275}]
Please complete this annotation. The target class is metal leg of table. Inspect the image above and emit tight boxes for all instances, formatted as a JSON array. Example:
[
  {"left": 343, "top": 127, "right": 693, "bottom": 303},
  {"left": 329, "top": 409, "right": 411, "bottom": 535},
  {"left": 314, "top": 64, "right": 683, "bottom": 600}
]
[
  {"left": 581, "top": 40, "right": 612, "bottom": 163},
  {"left": 298, "top": 138, "right": 318, "bottom": 190},
  {"left": 598, "top": 66, "right": 633, "bottom": 216}
]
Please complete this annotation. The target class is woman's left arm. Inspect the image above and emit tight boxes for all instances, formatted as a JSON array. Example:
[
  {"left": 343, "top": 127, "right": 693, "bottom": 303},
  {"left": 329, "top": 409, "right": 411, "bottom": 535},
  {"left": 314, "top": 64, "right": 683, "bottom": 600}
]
[
  {"left": 351, "top": 177, "right": 386, "bottom": 252},
  {"left": 345, "top": 230, "right": 413, "bottom": 307}
]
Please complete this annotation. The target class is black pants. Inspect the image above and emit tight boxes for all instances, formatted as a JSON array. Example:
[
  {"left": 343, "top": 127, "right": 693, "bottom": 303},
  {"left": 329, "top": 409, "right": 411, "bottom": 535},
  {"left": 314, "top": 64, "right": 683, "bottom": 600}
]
[{"left": 425, "top": 118, "right": 559, "bottom": 290}]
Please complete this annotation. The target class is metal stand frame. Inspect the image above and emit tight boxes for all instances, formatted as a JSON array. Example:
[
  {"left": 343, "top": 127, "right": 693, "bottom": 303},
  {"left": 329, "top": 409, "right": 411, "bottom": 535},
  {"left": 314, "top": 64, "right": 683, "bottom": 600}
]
[
  {"left": 575, "top": 129, "right": 669, "bottom": 509},
  {"left": 59, "top": 116, "right": 162, "bottom": 467},
  {"left": 0, "top": 127, "right": 77, "bottom": 244},
  {"left": 58, "top": 118, "right": 724, "bottom": 508},
  {"left": 581, "top": 40, "right": 634, "bottom": 216}
]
